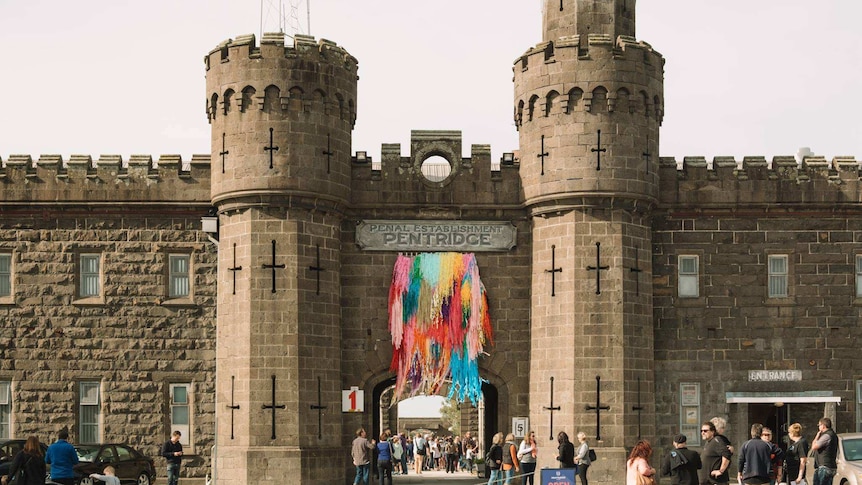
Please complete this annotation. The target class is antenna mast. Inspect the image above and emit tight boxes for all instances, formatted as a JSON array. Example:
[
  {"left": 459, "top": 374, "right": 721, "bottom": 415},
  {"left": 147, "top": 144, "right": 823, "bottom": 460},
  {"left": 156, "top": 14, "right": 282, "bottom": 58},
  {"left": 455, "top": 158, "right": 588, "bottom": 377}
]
[{"left": 259, "top": 0, "right": 310, "bottom": 40}]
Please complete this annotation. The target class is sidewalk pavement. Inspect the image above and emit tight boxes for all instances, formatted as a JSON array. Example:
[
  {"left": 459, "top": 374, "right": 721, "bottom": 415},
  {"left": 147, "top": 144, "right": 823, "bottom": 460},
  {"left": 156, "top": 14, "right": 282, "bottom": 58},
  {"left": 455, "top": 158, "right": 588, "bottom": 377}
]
[{"left": 381, "top": 468, "right": 489, "bottom": 485}]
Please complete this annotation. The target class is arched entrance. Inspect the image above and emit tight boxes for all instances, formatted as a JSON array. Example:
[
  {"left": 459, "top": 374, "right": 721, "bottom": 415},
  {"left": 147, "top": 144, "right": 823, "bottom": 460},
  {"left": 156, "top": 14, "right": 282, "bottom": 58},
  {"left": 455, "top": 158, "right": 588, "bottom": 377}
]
[{"left": 371, "top": 376, "right": 499, "bottom": 455}]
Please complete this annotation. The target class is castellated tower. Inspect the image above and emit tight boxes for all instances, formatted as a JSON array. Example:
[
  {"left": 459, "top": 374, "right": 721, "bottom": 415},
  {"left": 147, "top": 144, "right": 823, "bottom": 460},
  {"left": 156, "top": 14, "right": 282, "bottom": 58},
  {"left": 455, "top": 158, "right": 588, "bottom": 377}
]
[
  {"left": 517, "top": 0, "right": 663, "bottom": 476},
  {"left": 205, "top": 33, "right": 357, "bottom": 485}
]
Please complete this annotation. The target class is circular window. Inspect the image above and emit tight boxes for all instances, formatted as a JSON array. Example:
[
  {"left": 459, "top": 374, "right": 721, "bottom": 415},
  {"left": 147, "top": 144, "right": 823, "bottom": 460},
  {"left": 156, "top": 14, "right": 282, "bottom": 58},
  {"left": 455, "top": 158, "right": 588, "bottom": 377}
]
[{"left": 420, "top": 155, "right": 451, "bottom": 182}]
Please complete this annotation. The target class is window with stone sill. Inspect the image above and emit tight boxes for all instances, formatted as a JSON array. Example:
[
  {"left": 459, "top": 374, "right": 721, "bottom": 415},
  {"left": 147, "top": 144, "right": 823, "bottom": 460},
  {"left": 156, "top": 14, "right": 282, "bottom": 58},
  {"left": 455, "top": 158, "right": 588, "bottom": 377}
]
[
  {"left": 856, "top": 255, "right": 862, "bottom": 299},
  {"left": 857, "top": 380, "right": 862, "bottom": 432},
  {"left": 167, "top": 254, "right": 191, "bottom": 301},
  {"left": 0, "top": 253, "right": 12, "bottom": 303},
  {"left": 170, "top": 383, "right": 192, "bottom": 447},
  {"left": 75, "top": 253, "right": 104, "bottom": 304},
  {"left": 0, "top": 381, "right": 10, "bottom": 439},
  {"left": 767, "top": 255, "right": 789, "bottom": 298},
  {"left": 79, "top": 381, "right": 101, "bottom": 444},
  {"left": 678, "top": 255, "right": 699, "bottom": 298}
]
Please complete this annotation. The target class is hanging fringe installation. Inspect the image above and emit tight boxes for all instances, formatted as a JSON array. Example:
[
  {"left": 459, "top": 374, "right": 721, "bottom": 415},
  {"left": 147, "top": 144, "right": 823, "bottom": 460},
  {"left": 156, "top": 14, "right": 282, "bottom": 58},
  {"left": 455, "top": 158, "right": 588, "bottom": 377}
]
[{"left": 388, "top": 252, "right": 493, "bottom": 405}]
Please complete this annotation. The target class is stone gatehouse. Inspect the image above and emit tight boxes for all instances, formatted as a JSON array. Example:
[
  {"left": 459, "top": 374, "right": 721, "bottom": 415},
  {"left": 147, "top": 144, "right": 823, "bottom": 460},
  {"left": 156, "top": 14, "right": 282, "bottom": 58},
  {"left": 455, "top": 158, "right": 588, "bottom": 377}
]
[{"left": 1, "top": 1, "right": 860, "bottom": 484}]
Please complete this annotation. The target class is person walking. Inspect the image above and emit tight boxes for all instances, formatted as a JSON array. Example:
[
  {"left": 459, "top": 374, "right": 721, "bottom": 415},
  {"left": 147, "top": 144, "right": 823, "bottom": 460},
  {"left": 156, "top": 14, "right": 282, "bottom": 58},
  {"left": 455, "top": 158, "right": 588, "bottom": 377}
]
[
  {"left": 660, "top": 434, "right": 701, "bottom": 485},
  {"left": 161, "top": 430, "right": 184, "bottom": 485},
  {"left": 45, "top": 429, "right": 79, "bottom": 485},
  {"left": 413, "top": 433, "right": 426, "bottom": 474},
  {"left": 375, "top": 432, "right": 394, "bottom": 485},
  {"left": 517, "top": 431, "right": 537, "bottom": 485},
  {"left": 699, "top": 421, "right": 732, "bottom": 485},
  {"left": 555, "top": 431, "right": 576, "bottom": 469},
  {"left": 573, "top": 432, "right": 592, "bottom": 485},
  {"left": 3, "top": 436, "right": 46, "bottom": 485},
  {"left": 352, "top": 428, "right": 376, "bottom": 485},
  {"left": 486, "top": 432, "right": 504, "bottom": 485},
  {"left": 810, "top": 417, "right": 838, "bottom": 485},
  {"left": 626, "top": 439, "right": 657, "bottom": 485},
  {"left": 501, "top": 433, "right": 520, "bottom": 485},
  {"left": 784, "top": 423, "right": 809, "bottom": 485},
  {"left": 738, "top": 423, "right": 774, "bottom": 485}
]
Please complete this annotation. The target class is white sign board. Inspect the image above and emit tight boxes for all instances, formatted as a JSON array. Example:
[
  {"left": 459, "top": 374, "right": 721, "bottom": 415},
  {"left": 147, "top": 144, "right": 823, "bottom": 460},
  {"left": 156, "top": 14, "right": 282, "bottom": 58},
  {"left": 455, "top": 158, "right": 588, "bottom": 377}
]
[
  {"left": 512, "top": 417, "right": 529, "bottom": 439},
  {"left": 342, "top": 386, "right": 364, "bottom": 413},
  {"left": 748, "top": 370, "right": 802, "bottom": 382}
]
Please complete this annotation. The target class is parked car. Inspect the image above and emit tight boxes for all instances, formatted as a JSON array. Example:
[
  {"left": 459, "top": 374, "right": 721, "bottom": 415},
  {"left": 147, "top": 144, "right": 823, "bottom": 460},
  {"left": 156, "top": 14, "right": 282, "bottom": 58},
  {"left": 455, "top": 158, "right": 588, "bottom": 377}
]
[
  {"left": 807, "top": 432, "right": 862, "bottom": 485},
  {"left": 0, "top": 439, "right": 49, "bottom": 478},
  {"left": 73, "top": 444, "right": 155, "bottom": 485}
]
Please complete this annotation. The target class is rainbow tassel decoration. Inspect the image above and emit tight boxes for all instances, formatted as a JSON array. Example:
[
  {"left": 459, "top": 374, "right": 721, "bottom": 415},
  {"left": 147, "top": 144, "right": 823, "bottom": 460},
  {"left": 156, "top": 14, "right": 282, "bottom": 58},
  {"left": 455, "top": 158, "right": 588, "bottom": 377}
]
[{"left": 388, "top": 252, "right": 493, "bottom": 405}]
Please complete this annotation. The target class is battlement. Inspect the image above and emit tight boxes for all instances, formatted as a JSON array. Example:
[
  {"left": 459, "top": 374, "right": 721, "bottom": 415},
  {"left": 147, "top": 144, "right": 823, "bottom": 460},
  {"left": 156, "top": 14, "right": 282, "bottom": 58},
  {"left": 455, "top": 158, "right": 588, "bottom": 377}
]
[
  {"left": 205, "top": 33, "right": 357, "bottom": 73},
  {"left": 0, "top": 154, "right": 211, "bottom": 204},
  {"left": 514, "top": 34, "right": 664, "bottom": 127},
  {"left": 516, "top": 34, "right": 663, "bottom": 72},
  {"left": 659, "top": 155, "right": 862, "bottom": 208},
  {"left": 205, "top": 33, "right": 358, "bottom": 127}
]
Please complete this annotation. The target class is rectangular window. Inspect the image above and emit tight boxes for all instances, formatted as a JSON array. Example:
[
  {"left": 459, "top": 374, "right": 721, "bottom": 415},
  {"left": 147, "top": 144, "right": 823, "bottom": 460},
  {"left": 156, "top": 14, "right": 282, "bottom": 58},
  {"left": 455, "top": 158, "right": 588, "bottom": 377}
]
[
  {"left": 0, "top": 254, "right": 11, "bottom": 298},
  {"left": 79, "top": 382, "right": 101, "bottom": 443},
  {"left": 79, "top": 254, "right": 101, "bottom": 298},
  {"left": 768, "top": 255, "right": 788, "bottom": 298},
  {"left": 678, "top": 255, "right": 699, "bottom": 298},
  {"left": 679, "top": 382, "right": 701, "bottom": 446},
  {"left": 168, "top": 255, "right": 190, "bottom": 298},
  {"left": 857, "top": 380, "right": 862, "bottom": 432},
  {"left": 0, "top": 381, "right": 10, "bottom": 439},
  {"left": 170, "top": 383, "right": 191, "bottom": 446},
  {"left": 856, "top": 256, "right": 862, "bottom": 298}
]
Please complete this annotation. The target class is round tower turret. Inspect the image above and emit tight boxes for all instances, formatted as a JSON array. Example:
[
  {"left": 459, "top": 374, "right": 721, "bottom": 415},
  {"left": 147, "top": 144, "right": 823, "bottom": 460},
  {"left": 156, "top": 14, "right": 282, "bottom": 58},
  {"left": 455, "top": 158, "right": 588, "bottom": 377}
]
[
  {"left": 516, "top": 0, "right": 663, "bottom": 214},
  {"left": 205, "top": 33, "right": 358, "bottom": 211}
]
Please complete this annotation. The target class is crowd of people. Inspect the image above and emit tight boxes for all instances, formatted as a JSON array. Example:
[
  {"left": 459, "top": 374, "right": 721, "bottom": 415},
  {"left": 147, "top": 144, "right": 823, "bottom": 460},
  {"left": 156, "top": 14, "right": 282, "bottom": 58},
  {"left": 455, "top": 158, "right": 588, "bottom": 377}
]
[
  {"left": 349, "top": 426, "right": 593, "bottom": 485},
  {"left": 628, "top": 415, "right": 840, "bottom": 485},
  {"left": 350, "top": 428, "right": 484, "bottom": 485},
  {"left": 351, "top": 415, "right": 843, "bottom": 485}
]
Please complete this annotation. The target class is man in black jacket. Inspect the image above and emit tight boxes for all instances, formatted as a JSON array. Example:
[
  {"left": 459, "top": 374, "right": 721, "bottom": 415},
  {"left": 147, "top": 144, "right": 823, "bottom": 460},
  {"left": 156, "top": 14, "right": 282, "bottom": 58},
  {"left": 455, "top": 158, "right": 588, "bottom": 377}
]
[
  {"left": 811, "top": 417, "right": 838, "bottom": 485},
  {"left": 661, "top": 434, "right": 702, "bottom": 485},
  {"left": 160, "top": 430, "right": 183, "bottom": 485}
]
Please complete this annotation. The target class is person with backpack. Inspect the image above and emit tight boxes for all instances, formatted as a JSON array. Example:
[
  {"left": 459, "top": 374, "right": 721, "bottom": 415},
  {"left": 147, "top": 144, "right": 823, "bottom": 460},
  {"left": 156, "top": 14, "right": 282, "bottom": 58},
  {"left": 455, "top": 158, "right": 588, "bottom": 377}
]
[
  {"left": 501, "top": 433, "right": 521, "bottom": 485},
  {"left": 486, "top": 432, "right": 504, "bottom": 485},
  {"left": 660, "top": 434, "right": 701, "bottom": 485},
  {"left": 413, "top": 433, "right": 427, "bottom": 475},
  {"left": 574, "top": 431, "right": 592, "bottom": 485}
]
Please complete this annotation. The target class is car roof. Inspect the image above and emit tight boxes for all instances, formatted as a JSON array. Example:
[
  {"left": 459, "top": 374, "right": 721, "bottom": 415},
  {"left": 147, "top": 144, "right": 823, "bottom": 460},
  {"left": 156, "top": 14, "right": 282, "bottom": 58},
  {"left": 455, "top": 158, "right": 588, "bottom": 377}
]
[{"left": 840, "top": 433, "right": 862, "bottom": 440}]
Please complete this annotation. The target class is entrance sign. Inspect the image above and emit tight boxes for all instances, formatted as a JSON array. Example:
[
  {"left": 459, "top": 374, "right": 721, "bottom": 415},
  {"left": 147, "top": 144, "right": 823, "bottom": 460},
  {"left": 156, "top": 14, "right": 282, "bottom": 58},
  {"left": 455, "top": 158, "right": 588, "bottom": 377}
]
[
  {"left": 541, "top": 468, "right": 576, "bottom": 485},
  {"left": 748, "top": 370, "right": 802, "bottom": 382},
  {"left": 342, "top": 386, "right": 364, "bottom": 413},
  {"left": 356, "top": 220, "right": 517, "bottom": 252},
  {"left": 512, "top": 417, "right": 529, "bottom": 439}
]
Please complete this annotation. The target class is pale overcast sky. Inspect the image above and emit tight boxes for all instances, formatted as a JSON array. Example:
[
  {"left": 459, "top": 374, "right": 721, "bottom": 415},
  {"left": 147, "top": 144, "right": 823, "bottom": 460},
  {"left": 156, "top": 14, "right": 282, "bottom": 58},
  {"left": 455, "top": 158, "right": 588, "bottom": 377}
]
[{"left": 1, "top": 1, "right": 861, "bottom": 163}]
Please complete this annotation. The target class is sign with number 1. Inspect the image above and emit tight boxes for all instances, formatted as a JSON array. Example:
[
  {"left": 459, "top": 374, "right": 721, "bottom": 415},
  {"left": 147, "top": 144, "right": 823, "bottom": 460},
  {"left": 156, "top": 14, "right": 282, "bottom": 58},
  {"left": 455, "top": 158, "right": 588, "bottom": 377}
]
[{"left": 342, "top": 386, "right": 364, "bottom": 413}]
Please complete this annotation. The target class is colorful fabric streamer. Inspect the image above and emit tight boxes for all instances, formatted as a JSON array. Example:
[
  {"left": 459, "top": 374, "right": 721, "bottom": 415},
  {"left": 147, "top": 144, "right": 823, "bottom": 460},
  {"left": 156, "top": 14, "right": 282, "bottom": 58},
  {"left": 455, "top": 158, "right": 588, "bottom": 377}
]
[{"left": 388, "top": 252, "right": 493, "bottom": 405}]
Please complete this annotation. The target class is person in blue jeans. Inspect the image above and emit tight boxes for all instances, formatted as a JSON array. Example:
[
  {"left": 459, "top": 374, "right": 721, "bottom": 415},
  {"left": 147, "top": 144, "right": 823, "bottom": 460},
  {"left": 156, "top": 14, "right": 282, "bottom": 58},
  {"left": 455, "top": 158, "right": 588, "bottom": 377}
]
[
  {"left": 351, "top": 428, "right": 376, "bottom": 485},
  {"left": 487, "top": 432, "right": 504, "bottom": 485},
  {"left": 45, "top": 429, "right": 79, "bottom": 485},
  {"left": 160, "top": 430, "right": 184, "bottom": 485},
  {"left": 811, "top": 417, "right": 838, "bottom": 485}
]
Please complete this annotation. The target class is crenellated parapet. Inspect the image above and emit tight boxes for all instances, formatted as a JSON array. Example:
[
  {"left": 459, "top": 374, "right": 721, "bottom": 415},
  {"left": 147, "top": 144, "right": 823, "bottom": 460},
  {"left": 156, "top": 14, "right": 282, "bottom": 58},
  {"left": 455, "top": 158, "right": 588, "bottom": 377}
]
[
  {"left": 514, "top": 34, "right": 664, "bottom": 126},
  {"left": 0, "top": 154, "right": 211, "bottom": 204},
  {"left": 350, "top": 131, "right": 522, "bottom": 213},
  {"left": 658, "top": 155, "right": 862, "bottom": 208},
  {"left": 204, "top": 33, "right": 358, "bottom": 126}
]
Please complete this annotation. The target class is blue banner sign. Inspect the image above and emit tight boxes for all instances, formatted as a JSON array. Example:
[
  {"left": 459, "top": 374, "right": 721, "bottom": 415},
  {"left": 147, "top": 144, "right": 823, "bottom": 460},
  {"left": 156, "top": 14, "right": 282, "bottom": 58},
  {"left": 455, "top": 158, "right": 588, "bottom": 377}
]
[{"left": 540, "top": 468, "right": 576, "bottom": 485}]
